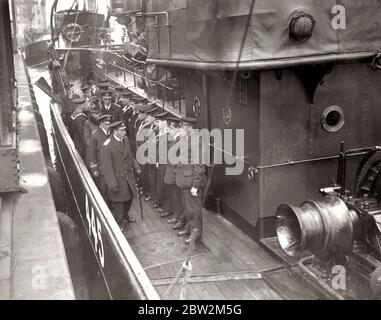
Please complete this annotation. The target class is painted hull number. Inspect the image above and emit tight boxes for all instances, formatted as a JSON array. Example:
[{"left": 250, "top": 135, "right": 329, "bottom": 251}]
[{"left": 85, "top": 194, "right": 105, "bottom": 268}]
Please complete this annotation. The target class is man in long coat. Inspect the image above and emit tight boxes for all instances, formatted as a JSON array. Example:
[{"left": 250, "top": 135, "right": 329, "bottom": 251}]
[{"left": 100, "top": 121, "right": 141, "bottom": 228}]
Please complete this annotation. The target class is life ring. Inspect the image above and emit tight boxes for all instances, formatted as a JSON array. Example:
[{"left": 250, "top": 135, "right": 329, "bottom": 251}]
[{"left": 61, "top": 23, "right": 84, "bottom": 44}]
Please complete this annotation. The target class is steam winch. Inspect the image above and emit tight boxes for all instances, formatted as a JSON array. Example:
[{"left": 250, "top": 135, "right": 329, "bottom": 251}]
[{"left": 275, "top": 145, "right": 381, "bottom": 299}]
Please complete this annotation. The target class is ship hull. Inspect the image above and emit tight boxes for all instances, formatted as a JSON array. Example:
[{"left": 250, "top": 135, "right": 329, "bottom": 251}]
[{"left": 49, "top": 100, "right": 158, "bottom": 300}]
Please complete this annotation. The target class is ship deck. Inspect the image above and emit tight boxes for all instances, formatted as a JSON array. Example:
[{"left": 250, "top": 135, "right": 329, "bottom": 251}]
[{"left": 125, "top": 197, "right": 320, "bottom": 300}]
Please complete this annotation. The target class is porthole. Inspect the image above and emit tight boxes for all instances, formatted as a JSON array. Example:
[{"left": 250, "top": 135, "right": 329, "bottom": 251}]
[{"left": 321, "top": 106, "right": 345, "bottom": 133}]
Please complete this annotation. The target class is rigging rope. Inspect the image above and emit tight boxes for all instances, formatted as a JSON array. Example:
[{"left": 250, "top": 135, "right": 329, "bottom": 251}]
[{"left": 162, "top": 240, "right": 195, "bottom": 300}]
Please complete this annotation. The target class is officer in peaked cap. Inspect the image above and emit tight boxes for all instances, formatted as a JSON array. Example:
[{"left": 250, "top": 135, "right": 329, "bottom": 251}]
[
  {"left": 82, "top": 85, "right": 92, "bottom": 101},
  {"left": 66, "top": 83, "right": 80, "bottom": 100},
  {"left": 164, "top": 115, "right": 185, "bottom": 226},
  {"left": 99, "top": 82, "right": 110, "bottom": 90},
  {"left": 143, "top": 109, "right": 164, "bottom": 208},
  {"left": 135, "top": 107, "right": 156, "bottom": 202},
  {"left": 88, "top": 80, "right": 101, "bottom": 99},
  {"left": 100, "top": 120, "right": 141, "bottom": 230},
  {"left": 150, "top": 111, "right": 173, "bottom": 217},
  {"left": 84, "top": 101, "right": 103, "bottom": 164},
  {"left": 88, "top": 114, "right": 113, "bottom": 200},
  {"left": 175, "top": 116, "right": 206, "bottom": 247},
  {"left": 101, "top": 91, "right": 124, "bottom": 121},
  {"left": 114, "top": 85, "right": 126, "bottom": 106}
]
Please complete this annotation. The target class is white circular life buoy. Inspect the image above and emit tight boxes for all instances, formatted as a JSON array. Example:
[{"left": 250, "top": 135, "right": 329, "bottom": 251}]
[{"left": 61, "top": 23, "right": 84, "bottom": 43}]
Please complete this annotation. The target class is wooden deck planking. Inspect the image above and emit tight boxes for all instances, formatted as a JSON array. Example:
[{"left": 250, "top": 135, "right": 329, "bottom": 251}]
[
  {"left": 241, "top": 279, "right": 283, "bottom": 300},
  {"left": 204, "top": 212, "right": 282, "bottom": 270},
  {"left": 155, "top": 283, "right": 202, "bottom": 300},
  {"left": 263, "top": 269, "right": 320, "bottom": 300},
  {"left": 124, "top": 192, "right": 287, "bottom": 299}
]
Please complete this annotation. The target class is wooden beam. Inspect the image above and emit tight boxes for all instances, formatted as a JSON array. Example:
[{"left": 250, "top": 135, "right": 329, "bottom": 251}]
[{"left": 152, "top": 271, "right": 263, "bottom": 286}]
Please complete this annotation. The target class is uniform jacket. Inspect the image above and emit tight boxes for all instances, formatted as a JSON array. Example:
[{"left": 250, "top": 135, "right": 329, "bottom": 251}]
[
  {"left": 101, "top": 103, "right": 124, "bottom": 122},
  {"left": 100, "top": 135, "right": 140, "bottom": 202},
  {"left": 175, "top": 132, "right": 207, "bottom": 190},
  {"left": 84, "top": 118, "right": 99, "bottom": 148},
  {"left": 130, "top": 117, "right": 143, "bottom": 155},
  {"left": 71, "top": 107, "right": 88, "bottom": 157},
  {"left": 164, "top": 131, "right": 179, "bottom": 185},
  {"left": 88, "top": 127, "right": 109, "bottom": 174}
]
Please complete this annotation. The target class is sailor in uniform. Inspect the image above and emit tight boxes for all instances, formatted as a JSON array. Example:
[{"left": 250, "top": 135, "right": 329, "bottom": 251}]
[
  {"left": 88, "top": 80, "right": 101, "bottom": 99},
  {"left": 165, "top": 116, "right": 185, "bottom": 227},
  {"left": 62, "top": 83, "right": 80, "bottom": 129},
  {"left": 136, "top": 109, "right": 156, "bottom": 202},
  {"left": 144, "top": 106, "right": 161, "bottom": 206},
  {"left": 88, "top": 115, "right": 113, "bottom": 200},
  {"left": 84, "top": 102, "right": 103, "bottom": 166},
  {"left": 114, "top": 85, "right": 125, "bottom": 105},
  {"left": 67, "top": 83, "right": 80, "bottom": 100},
  {"left": 70, "top": 97, "right": 88, "bottom": 158},
  {"left": 175, "top": 117, "right": 207, "bottom": 246},
  {"left": 121, "top": 92, "right": 136, "bottom": 127},
  {"left": 152, "top": 111, "right": 173, "bottom": 218},
  {"left": 82, "top": 85, "right": 93, "bottom": 102},
  {"left": 100, "top": 91, "right": 124, "bottom": 121},
  {"left": 100, "top": 121, "right": 141, "bottom": 229}
]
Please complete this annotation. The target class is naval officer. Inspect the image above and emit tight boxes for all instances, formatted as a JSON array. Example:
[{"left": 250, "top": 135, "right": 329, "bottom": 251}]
[{"left": 100, "top": 121, "right": 141, "bottom": 229}]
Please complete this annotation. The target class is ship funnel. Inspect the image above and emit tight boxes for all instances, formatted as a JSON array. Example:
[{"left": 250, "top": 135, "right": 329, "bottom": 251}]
[{"left": 276, "top": 196, "right": 358, "bottom": 258}]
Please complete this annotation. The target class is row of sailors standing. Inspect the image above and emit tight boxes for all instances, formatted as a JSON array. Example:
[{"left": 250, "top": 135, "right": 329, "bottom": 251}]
[{"left": 65, "top": 79, "right": 206, "bottom": 247}]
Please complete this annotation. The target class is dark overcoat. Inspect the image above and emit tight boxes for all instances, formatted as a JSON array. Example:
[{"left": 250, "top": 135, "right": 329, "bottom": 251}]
[
  {"left": 100, "top": 135, "right": 140, "bottom": 202},
  {"left": 88, "top": 127, "right": 109, "bottom": 173}
]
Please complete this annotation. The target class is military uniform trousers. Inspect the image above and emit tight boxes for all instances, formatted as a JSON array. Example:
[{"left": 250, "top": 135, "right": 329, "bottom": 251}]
[
  {"left": 156, "top": 164, "right": 168, "bottom": 209},
  {"left": 111, "top": 199, "right": 133, "bottom": 225},
  {"left": 166, "top": 183, "right": 185, "bottom": 223},
  {"left": 179, "top": 188, "right": 203, "bottom": 238},
  {"left": 148, "top": 164, "right": 158, "bottom": 204},
  {"left": 95, "top": 173, "right": 108, "bottom": 201}
]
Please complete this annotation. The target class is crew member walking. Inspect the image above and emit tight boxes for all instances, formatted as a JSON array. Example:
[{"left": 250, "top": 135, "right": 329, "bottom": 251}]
[{"left": 101, "top": 121, "right": 141, "bottom": 230}]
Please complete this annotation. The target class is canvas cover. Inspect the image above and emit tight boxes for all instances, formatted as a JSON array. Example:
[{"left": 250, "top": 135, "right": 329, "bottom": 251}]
[{"left": 146, "top": 0, "right": 381, "bottom": 68}]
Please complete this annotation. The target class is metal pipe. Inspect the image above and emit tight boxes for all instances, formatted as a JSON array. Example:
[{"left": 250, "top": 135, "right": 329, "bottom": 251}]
[
  {"left": 210, "top": 142, "right": 366, "bottom": 170},
  {"left": 147, "top": 51, "right": 377, "bottom": 71}
]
